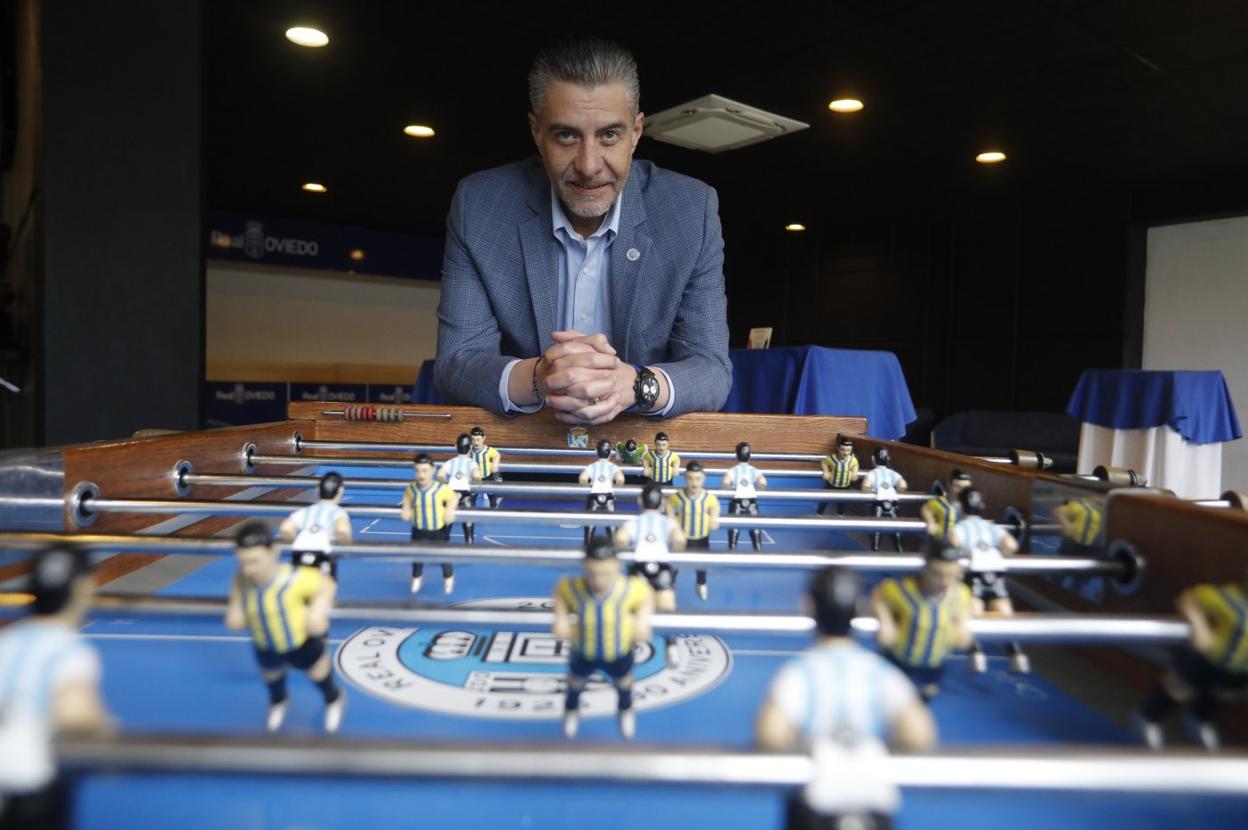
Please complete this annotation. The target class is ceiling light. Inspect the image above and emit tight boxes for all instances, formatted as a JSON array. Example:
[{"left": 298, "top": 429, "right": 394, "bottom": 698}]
[
  {"left": 646, "top": 93, "right": 809, "bottom": 154},
  {"left": 301, "top": 182, "right": 327, "bottom": 193},
  {"left": 827, "top": 99, "right": 864, "bottom": 113},
  {"left": 349, "top": 249, "right": 366, "bottom": 261},
  {"left": 286, "top": 27, "right": 329, "bottom": 47},
  {"left": 976, "top": 151, "right": 1006, "bottom": 164},
  {"left": 785, "top": 223, "right": 806, "bottom": 232},
  {"left": 404, "top": 125, "right": 436, "bottom": 138}
]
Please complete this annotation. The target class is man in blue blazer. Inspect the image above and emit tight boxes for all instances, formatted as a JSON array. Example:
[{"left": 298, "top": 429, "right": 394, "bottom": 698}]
[{"left": 434, "top": 38, "right": 731, "bottom": 424}]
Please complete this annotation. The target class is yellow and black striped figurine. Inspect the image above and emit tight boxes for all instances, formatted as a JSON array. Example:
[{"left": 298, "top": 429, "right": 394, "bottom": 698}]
[
  {"left": 1054, "top": 497, "right": 1103, "bottom": 555},
  {"left": 642, "top": 431, "right": 681, "bottom": 484},
  {"left": 818, "top": 436, "right": 860, "bottom": 515},
  {"left": 667, "top": 460, "right": 721, "bottom": 600},
  {"left": 1137, "top": 574, "right": 1248, "bottom": 751},
  {"left": 920, "top": 469, "right": 972, "bottom": 540},
  {"left": 401, "top": 452, "right": 459, "bottom": 594},
  {"left": 553, "top": 538, "right": 654, "bottom": 741},
  {"left": 225, "top": 521, "right": 344, "bottom": 733},
  {"left": 871, "top": 542, "right": 973, "bottom": 701},
  {"left": 469, "top": 425, "right": 504, "bottom": 508}
]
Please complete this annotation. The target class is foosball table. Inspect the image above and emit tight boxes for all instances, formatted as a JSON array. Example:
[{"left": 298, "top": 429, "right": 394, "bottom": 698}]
[{"left": 1, "top": 403, "right": 1246, "bottom": 830}]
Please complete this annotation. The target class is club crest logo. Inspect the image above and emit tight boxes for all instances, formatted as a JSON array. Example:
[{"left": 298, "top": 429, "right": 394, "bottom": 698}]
[
  {"left": 567, "top": 426, "right": 590, "bottom": 449},
  {"left": 336, "top": 597, "right": 732, "bottom": 719}
]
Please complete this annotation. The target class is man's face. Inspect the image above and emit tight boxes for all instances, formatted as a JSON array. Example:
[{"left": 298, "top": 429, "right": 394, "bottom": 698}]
[
  {"left": 529, "top": 81, "right": 643, "bottom": 228},
  {"left": 837, "top": 443, "right": 852, "bottom": 460},
  {"left": 951, "top": 478, "right": 971, "bottom": 498},
  {"left": 471, "top": 434, "right": 484, "bottom": 450},
  {"left": 584, "top": 556, "right": 620, "bottom": 595},
  {"left": 920, "top": 560, "right": 964, "bottom": 598},
  {"left": 685, "top": 470, "right": 705, "bottom": 495},
  {"left": 414, "top": 462, "right": 434, "bottom": 486},
  {"left": 236, "top": 544, "right": 278, "bottom": 586},
  {"left": 656, "top": 438, "right": 668, "bottom": 454}
]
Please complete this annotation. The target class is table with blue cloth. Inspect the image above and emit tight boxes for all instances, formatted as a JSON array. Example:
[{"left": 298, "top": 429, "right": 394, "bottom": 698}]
[
  {"left": 413, "top": 346, "right": 916, "bottom": 440},
  {"left": 1066, "top": 369, "right": 1242, "bottom": 498}
]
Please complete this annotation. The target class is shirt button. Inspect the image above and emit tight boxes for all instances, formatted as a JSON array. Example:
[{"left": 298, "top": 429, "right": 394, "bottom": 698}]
[
  {"left": 582, "top": 269, "right": 590, "bottom": 276},
  {"left": 580, "top": 314, "right": 588, "bottom": 322}
]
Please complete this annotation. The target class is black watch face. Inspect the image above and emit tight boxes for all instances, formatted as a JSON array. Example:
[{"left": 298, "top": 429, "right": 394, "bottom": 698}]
[{"left": 636, "top": 371, "right": 660, "bottom": 408}]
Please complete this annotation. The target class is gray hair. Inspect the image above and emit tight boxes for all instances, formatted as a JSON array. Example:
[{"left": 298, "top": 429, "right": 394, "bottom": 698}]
[{"left": 528, "top": 38, "right": 640, "bottom": 118}]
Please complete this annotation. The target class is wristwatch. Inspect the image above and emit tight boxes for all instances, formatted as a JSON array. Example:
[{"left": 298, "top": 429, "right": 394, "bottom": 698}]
[{"left": 632, "top": 364, "right": 660, "bottom": 412}]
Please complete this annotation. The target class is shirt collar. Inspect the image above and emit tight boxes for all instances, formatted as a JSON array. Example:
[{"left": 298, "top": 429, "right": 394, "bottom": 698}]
[{"left": 551, "top": 184, "right": 623, "bottom": 242}]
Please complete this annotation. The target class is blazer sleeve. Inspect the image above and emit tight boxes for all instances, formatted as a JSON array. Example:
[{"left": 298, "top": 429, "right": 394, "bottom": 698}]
[
  {"left": 650, "top": 185, "right": 732, "bottom": 415},
  {"left": 432, "top": 181, "right": 517, "bottom": 413}
]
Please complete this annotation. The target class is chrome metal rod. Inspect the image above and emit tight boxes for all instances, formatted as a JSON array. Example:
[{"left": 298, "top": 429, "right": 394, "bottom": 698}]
[
  {"left": 1193, "top": 499, "right": 1232, "bottom": 508},
  {"left": 320, "top": 410, "right": 452, "bottom": 420},
  {"left": 301, "top": 439, "right": 828, "bottom": 463},
  {"left": 184, "top": 473, "right": 926, "bottom": 503},
  {"left": 55, "top": 735, "right": 1248, "bottom": 795},
  {"left": 253, "top": 454, "right": 830, "bottom": 479},
  {"left": 13, "top": 592, "right": 1191, "bottom": 644},
  {"left": 77, "top": 499, "right": 930, "bottom": 532},
  {"left": 0, "top": 533, "right": 1132, "bottom": 577}
]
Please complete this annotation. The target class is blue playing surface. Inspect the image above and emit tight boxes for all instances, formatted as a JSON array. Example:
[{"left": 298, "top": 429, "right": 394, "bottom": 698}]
[{"left": 60, "top": 467, "right": 1248, "bottom": 828}]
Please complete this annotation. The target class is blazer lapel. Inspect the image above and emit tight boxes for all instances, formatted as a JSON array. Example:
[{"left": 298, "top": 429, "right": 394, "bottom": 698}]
[
  {"left": 610, "top": 163, "right": 655, "bottom": 361},
  {"left": 520, "top": 169, "right": 560, "bottom": 354}
]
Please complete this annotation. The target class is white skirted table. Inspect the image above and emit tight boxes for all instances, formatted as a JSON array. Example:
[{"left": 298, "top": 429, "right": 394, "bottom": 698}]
[{"left": 1066, "top": 370, "right": 1242, "bottom": 498}]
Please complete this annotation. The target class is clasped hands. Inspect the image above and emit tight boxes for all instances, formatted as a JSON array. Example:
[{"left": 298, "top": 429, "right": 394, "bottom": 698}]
[{"left": 534, "top": 330, "right": 644, "bottom": 425}]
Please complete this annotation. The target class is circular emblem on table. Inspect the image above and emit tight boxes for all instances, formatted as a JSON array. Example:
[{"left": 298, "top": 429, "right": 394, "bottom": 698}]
[{"left": 336, "top": 597, "right": 732, "bottom": 720}]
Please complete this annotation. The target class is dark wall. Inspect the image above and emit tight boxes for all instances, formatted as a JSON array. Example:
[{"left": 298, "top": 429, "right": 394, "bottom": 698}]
[
  {"left": 718, "top": 187, "right": 1131, "bottom": 422},
  {"left": 36, "top": 1, "right": 202, "bottom": 444}
]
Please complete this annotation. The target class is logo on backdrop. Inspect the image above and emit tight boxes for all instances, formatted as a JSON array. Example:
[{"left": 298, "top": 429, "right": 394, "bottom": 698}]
[
  {"left": 336, "top": 597, "right": 732, "bottom": 719},
  {"left": 209, "top": 219, "right": 320, "bottom": 259}
]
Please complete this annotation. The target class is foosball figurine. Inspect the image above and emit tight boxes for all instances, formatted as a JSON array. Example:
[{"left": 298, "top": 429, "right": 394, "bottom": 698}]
[
  {"left": 225, "top": 521, "right": 345, "bottom": 733},
  {"left": 580, "top": 439, "right": 625, "bottom": 545},
  {"left": 723, "top": 441, "right": 767, "bottom": 551},
  {"left": 280, "top": 472, "right": 353, "bottom": 581},
  {"left": 818, "top": 437, "right": 859, "bottom": 516},
  {"left": 0, "top": 543, "right": 113, "bottom": 829},
  {"left": 616, "top": 482, "right": 687, "bottom": 668},
  {"left": 920, "top": 469, "right": 972, "bottom": 541},
  {"left": 553, "top": 538, "right": 655, "bottom": 741},
  {"left": 1054, "top": 497, "right": 1104, "bottom": 556},
  {"left": 438, "top": 433, "right": 482, "bottom": 544},
  {"left": 616, "top": 437, "right": 647, "bottom": 466},
  {"left": 871, "top": 541, "right": 973, "bottom": 701},
  {"left": 469, "top": 426, "right": 504, "bottom": 509},
  {"left": 862, "top": 447, "right": 908, "bottom": 552},
  {"left": 757, "top": 568, "right": 936, "bottom": 830},
  {"left": 642, "top": 431, "right": 681, "bottom": 484},
  {"left": 667, "top": 461, "right": 721, "bottom": 601},
  {"left": 401, "top": 453, "right": 458, "bottom": 594},
  {"left": 949, "top": 488, "right": 1026, "bottom": 674},
  {"left": 1136, "top": 571, "right": 1248, "bottom": 751}
]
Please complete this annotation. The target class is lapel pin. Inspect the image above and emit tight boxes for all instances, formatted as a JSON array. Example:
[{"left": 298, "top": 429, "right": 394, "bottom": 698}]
[{"left": 626, "top": 247, "right": 641, "bottom": 262}]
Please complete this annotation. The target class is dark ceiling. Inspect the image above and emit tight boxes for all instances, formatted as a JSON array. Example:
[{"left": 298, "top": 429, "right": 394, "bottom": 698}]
[{"left": 206, "top": 0, "right": 1248, "bottom": 237}]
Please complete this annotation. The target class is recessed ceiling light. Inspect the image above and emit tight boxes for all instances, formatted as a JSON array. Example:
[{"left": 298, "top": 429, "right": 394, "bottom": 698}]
[
  {"left": 785, "top": 223, "right": 807, "bottom": 232},
  {"left": 349, "top": 249, "right": 366, "bottom": 261},
  {"left": 286, "top": 27, "right": 329, "bottom": 47},
  {"left": 827, "top": 99, "right": 864, "bottom": 113},
  {"left": 403, "top": 125, "right": 436, "bottom": 138},
  {"left": 976, "top": 151, "right": 1007, "bottom": 164},
  {"left": 301, "top": 182, "right": 327, "bottom": 193}
]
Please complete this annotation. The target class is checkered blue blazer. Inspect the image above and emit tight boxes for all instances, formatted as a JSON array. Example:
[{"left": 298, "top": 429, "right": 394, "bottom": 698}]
[{"left": 433, "top": 157, "right": 732, "bottom": 416}]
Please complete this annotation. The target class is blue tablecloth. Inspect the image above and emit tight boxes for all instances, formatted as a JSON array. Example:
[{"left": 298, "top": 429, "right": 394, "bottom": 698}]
[
  {"left": 412, "top": 345, "right": 917, "bottom": 439},
  {"left": 723, "top": 346, "right": 915, "bottom": 438},
  {"left": 1066, "top": 369, "right": 1242, "bottom": 445}
]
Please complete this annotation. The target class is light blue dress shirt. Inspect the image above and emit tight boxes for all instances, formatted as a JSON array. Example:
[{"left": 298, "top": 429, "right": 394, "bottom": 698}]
[{"left": 498, "top": 187, "right": 674, "bottom": 415}]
